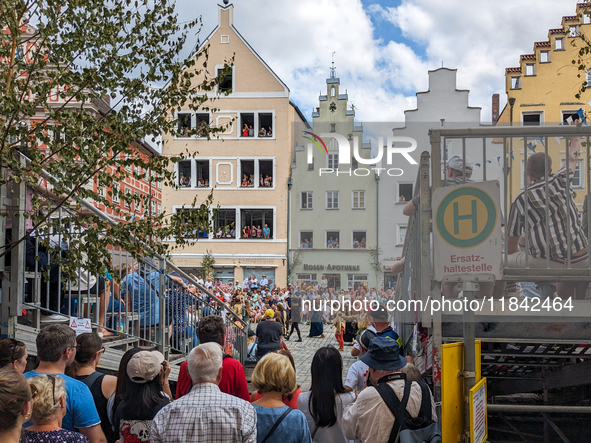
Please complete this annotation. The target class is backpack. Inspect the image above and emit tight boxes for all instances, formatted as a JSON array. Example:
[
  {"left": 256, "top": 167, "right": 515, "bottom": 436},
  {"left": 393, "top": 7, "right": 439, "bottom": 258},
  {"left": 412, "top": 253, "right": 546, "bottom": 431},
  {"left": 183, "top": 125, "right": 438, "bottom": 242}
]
[{"left": 374, "top": 379, "right": 442, "bottom": 443}]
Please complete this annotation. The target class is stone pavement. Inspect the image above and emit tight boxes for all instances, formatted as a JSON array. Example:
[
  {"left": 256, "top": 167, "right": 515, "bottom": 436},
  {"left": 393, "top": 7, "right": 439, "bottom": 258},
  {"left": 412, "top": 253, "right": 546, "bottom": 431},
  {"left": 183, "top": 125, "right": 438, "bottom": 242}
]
[{"left": 284, "top": 323, "right": 357, "bottom": 391}]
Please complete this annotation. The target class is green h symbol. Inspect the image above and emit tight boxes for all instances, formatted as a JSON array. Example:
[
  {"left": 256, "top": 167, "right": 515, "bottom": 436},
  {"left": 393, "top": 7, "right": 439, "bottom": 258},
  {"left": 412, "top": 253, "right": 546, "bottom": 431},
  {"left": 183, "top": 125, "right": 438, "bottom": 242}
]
[{"left": 453, "top": 200, "right": 477, "bottom": 235}]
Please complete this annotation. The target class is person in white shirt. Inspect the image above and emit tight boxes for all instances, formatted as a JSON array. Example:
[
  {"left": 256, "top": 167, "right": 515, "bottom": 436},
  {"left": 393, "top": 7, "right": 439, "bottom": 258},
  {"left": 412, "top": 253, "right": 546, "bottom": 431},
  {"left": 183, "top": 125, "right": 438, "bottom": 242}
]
[
  {"left": 259, "top": 274, "right": 269, "bottom": 288},
  {"left": 242, "top": 277, "right": 250, "bottom": 290},
  {"left": 204, "top": 277, "right": 214, "bottom": 290},
  {"left": 345, "top": 330, "right": 371, "bottom": 392}
]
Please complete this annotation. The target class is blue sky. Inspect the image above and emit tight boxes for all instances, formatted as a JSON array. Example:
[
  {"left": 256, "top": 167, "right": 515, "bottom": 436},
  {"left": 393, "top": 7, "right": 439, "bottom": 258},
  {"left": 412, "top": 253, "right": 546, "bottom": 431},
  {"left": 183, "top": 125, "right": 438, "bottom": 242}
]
[{"left": 178, "top": 0, "right": 579, "bottom": 122}]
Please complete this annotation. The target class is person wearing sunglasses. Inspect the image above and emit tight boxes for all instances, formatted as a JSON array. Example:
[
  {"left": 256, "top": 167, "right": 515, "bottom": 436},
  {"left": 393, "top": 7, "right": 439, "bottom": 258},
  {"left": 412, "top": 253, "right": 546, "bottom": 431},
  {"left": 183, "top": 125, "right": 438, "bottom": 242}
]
[
  {"left": 0, "top": 338, "right": 28, "bottom": 373},
  {"left": 66, "top": 333, "right": 117, "bottom": 443},
  {"left": 24, "top": 325, "right": 107, "bottom": 443},
  {"left": 0, "top": 367, "right": 33, "bottom": 443},
  {"left": 22, "top": 374, "right": 89, "bottom": 443}
]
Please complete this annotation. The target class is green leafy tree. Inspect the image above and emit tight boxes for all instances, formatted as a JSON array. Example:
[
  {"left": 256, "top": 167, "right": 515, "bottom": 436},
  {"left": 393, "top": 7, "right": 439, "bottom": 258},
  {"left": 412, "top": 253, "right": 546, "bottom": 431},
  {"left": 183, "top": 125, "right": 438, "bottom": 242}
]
[
  {"left": 0, "top": 0, "right": 231, "bottom": 278},
  {"left": 198, "top": 249, "right": 216, "bottom": 280}
]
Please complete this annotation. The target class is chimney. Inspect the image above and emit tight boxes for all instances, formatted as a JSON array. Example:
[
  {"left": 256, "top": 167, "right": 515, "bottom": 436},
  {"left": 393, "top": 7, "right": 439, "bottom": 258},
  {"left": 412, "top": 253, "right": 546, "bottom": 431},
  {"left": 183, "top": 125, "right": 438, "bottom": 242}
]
[
  {"left": 219, "top": 2, "right": 234, "bottom": 27},
  {"left": 492, "top": 94, "right": 500, "bottom": 124}
]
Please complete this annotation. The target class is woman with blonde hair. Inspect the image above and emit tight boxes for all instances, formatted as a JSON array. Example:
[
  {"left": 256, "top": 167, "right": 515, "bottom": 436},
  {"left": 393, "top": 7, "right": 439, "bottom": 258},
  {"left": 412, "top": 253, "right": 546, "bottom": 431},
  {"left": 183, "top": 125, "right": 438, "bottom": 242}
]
[
  {"left": 22, "top": 374, "right": 88, "bottom": 442},
  {"left": 0, "top": 368, "right": 32, "bottom": 443},
  {"left": 251, "top": 353, "right": 312, "bottom": 443}
]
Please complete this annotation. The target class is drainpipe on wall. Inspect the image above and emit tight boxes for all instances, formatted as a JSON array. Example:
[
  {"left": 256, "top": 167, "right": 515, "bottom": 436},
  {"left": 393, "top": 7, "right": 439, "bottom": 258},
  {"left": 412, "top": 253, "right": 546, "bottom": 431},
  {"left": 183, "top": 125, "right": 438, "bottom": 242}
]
[{"left": 287, "top": 176, "right": 292, "bottom": 284}]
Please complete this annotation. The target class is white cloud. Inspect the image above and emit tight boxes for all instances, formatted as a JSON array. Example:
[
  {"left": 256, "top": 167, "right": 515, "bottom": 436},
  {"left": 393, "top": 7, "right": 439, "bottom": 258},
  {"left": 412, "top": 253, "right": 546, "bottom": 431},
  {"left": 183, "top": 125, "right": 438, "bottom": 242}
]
[{"left": 179, "top": 0, "right": 581, "bottom": 122}]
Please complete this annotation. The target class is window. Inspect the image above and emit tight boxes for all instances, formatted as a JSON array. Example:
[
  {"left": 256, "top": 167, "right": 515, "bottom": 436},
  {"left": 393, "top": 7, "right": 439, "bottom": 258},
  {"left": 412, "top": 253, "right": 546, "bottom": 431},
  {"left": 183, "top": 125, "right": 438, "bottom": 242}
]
[
  {"left": 134, "top": 191, "right": 142, "bottom": 213},
  {"left": 587, "top": 69, "right": 591, "bottom": 85},
  {"left": 330, "top": 123, "right": 336, "bottom": 133},
  {"left": 175, "top": 208, "right": 207, "bottom": 238},
  {"left": 510, "top": 77, "right": 521, "bottom": 89},
  {"left": 240, "top": 113, "right": 254, "bottom": 137},
  {"left": 151, "top": 200, "right": 156, "bottom": 215},
  {"left": 240, "top": 112, "right": 273, "bottom": 137},
  {"left": 196, "top": 114, "right": 210, "bottom": 137},
  {"left": 97, "top": 184, "right": 105, "bottom": 197},
  {"left": 124, "top": 188, "right": 131, "bottom": 209},
  {"left": 157, "top": 203, "right": 162, "bottom": 216},
  {"left": 555, "top": 37, "right": 564, "bottom": 50},
  {"left": 326, "top": 231, "right": 340, "bottom": 249},
  {"left": 217, "top": 67, "right": 232, "bottom": 93},
  {"left": 178, "top": 160, "right": 192, "bottom": 187},
  {"left": 522, "top": 113, "right": 541, "bottom": 126},
  {"left": 178, "top": 113, "right": 192, "bottom": 137},
  {"left": 240, "top": 160, "right": 255, "bottom": 187},
  {"left": 347, "top": 274, "right": 368, "bottom": 290},
  {"left": 220, "top": 34, "right": 230, "bottom": 44},
  {"left": 560, "top": 158, "right": 584, "bottom": 188},
  {"left": 196, "top": 160, "right": 209, "bottom": 187},
  {"left": 584, "top": 14, "right": 591, "bottom": 25},
  {"left": 308, "top": 157, "right": 315, "bottom": 171},
  {"left": 563, "top": 111, "right": 581, "bottom": 125},
  {"left": 569, "top": 26, "right": 578, "bottom": 38},
  {"left": 112, "top": 183, "right": 120, "bottom": 203},
  {"left": 540, "top": 51, "right": 550, "bottom": 63},
  {"left": 213, "top": 209, "right": 236, "bottom": 239},
  {"left": 297, "top": 274, "right": 317, "bottom": 286},
  {"left": 258, "top": 160, "right": 273, "bottom": 187},
  {"left": 352, "top": 231, "right": 366, "bottom": 249},
  {"left": 259, "top": 113, "right": 273, "bottom": 137},
  {"left": 352, "top": 190, "right": 365, "bottom": 209},
  {"left": 397, "top": 225, "right": 407, "bottom": 246},
  {"left": 299, "top": 231, "right": 314, "bottom": 249},
  {"left": 525, "top": 64, "right": 535, "bottom": 76},
  {"left": 301, "top": 192, "right": 313, "bottom": 209},
  {"left": 326, "top": 191, "right": 339, "bottom": 209},
  {"left": 328, "top": 153, "right": 339, "bottom": 169},
  {"left": 398, "top": 183, "right": 413, "bottom": 202},
  {"left": 124, "top": 153, "right": 131, "bottom": 172},
  {"left": 241, "top": 209, "right": 273, "bottom": 239}
]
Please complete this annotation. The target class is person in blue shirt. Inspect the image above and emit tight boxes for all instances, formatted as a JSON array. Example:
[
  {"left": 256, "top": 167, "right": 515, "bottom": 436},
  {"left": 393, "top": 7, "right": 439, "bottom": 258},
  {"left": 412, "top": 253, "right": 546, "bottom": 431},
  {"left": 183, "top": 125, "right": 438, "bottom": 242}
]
[{"left": 23, "top": 324, "right": 106, "bottom": 443}]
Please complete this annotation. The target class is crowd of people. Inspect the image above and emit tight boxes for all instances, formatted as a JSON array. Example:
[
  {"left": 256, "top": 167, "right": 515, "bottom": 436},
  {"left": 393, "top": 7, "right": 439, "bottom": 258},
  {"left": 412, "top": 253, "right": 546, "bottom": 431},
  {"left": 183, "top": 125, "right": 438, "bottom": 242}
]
[
  {"left": 242, "top": 224, "right": 272, "bottom": 239},
  {"left": 242, "top": 124, "right": 273, "bottom": 138},
  {"left": 179, "top": 175, "right": 209, "bottom": 188},
  {"left": 241, "top": 174, "right": 274, "bottom": 188},
  {"left": 0, "top": 294, "right": 438, "bottom": 443}
]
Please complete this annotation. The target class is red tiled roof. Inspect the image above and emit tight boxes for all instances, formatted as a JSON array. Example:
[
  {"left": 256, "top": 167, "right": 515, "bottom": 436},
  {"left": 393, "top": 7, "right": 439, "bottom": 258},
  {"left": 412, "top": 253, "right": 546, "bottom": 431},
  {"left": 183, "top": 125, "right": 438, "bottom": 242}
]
[
  {"left": 564, "top": 15, "right": 579, "bottom": 21},
  {"left": 535, "top": 41, "right": 551, "bottom": 48},
  {"left": 506, "top": 67, "right": 522, "bottom": 73},
  {"left": 549, "top": 28, "right": 565, "bottom": 34},
  {"left": 520, "top": 54, "right": 536, "bottom": 61}
]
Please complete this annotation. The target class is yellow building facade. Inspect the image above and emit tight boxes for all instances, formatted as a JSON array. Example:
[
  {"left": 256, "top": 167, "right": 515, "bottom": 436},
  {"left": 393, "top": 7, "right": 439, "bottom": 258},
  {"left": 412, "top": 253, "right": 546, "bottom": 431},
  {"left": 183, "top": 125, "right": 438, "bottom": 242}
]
[
  {"left": 498, "top": 3, "right": 591, "bottom": 206},
  {"left": 161, "top": 3, "right": 306, "bottom": 287}
]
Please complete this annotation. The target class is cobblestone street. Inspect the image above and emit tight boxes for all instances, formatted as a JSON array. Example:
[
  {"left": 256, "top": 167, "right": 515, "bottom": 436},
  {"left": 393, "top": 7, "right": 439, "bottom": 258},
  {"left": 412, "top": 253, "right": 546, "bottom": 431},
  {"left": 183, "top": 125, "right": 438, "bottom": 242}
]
[{"left": 283, "top": 324, "right": 357, "bottom": 391}]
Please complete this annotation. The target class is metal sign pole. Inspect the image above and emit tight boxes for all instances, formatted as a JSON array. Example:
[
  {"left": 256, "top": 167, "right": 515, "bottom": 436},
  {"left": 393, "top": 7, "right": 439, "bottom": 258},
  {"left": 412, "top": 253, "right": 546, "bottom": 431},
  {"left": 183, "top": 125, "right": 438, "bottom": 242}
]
[{"left": 461, "top": 283, "right": 478, "bottom": 442}]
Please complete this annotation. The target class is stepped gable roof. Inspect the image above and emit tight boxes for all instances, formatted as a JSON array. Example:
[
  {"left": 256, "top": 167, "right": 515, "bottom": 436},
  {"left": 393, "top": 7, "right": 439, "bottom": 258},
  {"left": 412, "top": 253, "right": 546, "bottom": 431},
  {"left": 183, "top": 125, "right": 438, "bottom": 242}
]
[
  {"left": 549, "top": 28, "right": 565, "bottom": 34},
  {"left": 535, "top": 41, "right": 551, "bottom": 48},
  {"left": 520, "top": 54, "right": 536, "bottom": 61},
  {"left": 506, "top": 67, "right": 522, "bottom": 74},
  {"left": 563, "top": 15, "right": 579, "bottom": 22}
]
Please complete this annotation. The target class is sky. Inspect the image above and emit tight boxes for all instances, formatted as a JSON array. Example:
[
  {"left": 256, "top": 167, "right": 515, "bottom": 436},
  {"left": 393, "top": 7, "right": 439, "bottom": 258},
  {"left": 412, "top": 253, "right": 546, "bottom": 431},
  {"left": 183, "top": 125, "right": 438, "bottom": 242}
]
[{"left": 176, "top": 0, "right": 580, "bottom": 123}]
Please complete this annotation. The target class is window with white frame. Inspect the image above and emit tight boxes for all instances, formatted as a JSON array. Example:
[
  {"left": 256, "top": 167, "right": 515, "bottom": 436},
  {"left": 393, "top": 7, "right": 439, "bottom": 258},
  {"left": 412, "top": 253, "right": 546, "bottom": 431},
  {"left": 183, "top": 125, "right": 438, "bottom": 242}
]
[
  {"left": 561, "top": 158, "right": 584, "bottom": 188},
  {"left": 308, "top": 157, "right": 315, "bottom": 171},
  {"left": 178, "top": 160, "right": 192, "bottom": 187},
  {"left": 398, "top": 183, "right": 413, "bottom": 202},
  {"left": 525, "top": 64, "right": 535, "bottom": 76},
  {"left": 240, "top": 209, "right": 274, "bottom": 239},
  {"left": 196, "top": 113, "right": 210, "bottom": 137},
  {"left": 555, "top": 37, "right": 564, "bottom": 50},
  {"left": 352, "top": 231, "right": 366, "bottom": 249},
  {"left": 301, "top": 192, "right": 313, "bottom": 210},
  {"left": 326, "top": 231, "right": 340, "bottom": 249},
  {"left": 134, "top": 191, "right": 142, "bottom": 213},
  {"left": 540, "top": 51, "right": 550, "bottom": 63},
  {"left": 125, "top": 153, "right": 131, "bottom": 172},
  {"left": 326, "top": 191, "right": 339, "bottom": 209},
  {"left": 297, "top": 274, "right": 317, "bottom": 286},
  {"left": 587, "top": 69, "right": 591, "bottom": 86},
  {"left": 299, "top": 231, "right": 314, "bottom": 248},
  {"left": 124, "top": 188, "right": 131, "bottom": 209},
  {"left": 217, "top": 67, "right": 233, "bottom": 93},
  {"left": 151, "top": 200, "right": 156, "bottom": 215},
  {"left": 522, "top": 113, "right": 542, "bottom": 126},
  {"left": 397, "top": 225, "right": 407, "bottom": 246},
  {"left": 97, "top": 183, "right": 105, "bottom": 197},
  {"left": 584, "top": 14, "right": 591, "bottom": 25},
  {"left": 112, "top": 183, "right": 120, "bottom": 203},
  {"left": 352, "top": 190, "right": 365, "bottom": 209},
  {"left": 328, "top": 153, "right": 339, "bottom": 169},
  {"left": 196, "top": 160, "right": 210, "bottom": 187},
  {"left": 510, "top": 77, "right": 521, "bottom": 89},
  {"left": 213, "top": 209, "right": 237, "bottom": 239},
  {"left": 157, "top": 203, "right": 162, "bottom": 216},
  {"left": 177, "top": 112, "right": 192, "bottom": 136},
  {"left": 563, "top": 111, "right": 581, "bottom": 125},
  {"left": 347, "top": 274, "right": 368, "bottom": 290}
]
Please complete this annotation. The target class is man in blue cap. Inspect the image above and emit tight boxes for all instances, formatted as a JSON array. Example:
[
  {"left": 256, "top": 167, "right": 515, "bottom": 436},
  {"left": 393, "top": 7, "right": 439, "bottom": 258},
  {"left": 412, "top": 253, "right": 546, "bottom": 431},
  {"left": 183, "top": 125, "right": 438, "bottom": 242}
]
[{"left": 343, "top": 337, "right": 437, "bottom": 443}]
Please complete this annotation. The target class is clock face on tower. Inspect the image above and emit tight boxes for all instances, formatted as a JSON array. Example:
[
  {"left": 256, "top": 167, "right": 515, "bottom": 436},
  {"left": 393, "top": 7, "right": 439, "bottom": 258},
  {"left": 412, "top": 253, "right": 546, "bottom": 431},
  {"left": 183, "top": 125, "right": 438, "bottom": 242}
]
[{"left": 329, "top": 102, "right": 337, "bottom": 112}]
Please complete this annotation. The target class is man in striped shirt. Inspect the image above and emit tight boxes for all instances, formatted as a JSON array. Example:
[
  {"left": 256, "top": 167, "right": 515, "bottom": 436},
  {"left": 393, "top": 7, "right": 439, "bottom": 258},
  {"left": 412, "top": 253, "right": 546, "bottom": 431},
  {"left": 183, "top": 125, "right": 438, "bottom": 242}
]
[{"left": 507, "top": 144, "right": 588, "bottom": 299}]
